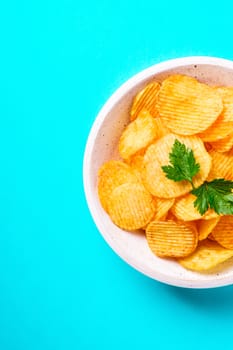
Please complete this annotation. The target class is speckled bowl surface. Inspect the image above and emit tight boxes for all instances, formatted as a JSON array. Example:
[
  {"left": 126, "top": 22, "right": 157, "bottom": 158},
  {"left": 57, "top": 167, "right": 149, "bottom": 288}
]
[{"left": 83, "top": 56, "right": 233, "bottom": 288}]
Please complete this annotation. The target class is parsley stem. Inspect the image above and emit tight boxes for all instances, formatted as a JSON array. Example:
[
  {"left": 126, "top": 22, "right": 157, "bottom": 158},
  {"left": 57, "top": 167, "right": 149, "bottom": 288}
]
[{"left": 190, "top": 181, "right": 195, "bottom": 190}]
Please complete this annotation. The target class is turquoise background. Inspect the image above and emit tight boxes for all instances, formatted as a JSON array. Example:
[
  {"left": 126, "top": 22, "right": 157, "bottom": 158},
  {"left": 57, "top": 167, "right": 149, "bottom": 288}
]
[{"left": 1, "top": 0, "right": 233, "bottom": 349}]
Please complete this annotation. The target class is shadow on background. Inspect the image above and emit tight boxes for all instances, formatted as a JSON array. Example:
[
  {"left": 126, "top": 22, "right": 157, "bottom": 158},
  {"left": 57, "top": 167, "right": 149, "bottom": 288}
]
[
  {"left": 131, "top": 266, "right": 233, "bottom": 319},
  {"left": 162, "top": 282, "right": 233, "bottom": 316}
]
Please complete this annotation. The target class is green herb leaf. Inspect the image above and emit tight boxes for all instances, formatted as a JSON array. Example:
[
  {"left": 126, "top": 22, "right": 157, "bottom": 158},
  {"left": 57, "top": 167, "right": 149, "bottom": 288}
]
[
  {"left": 161, "top": 139, "right": 200, "bottom": 184},
  {"left": 191, "top": 179, "right": 233, "bottom": 215},
  {"left": 161, "top": 140, "right": 233, "bottom": 216}
]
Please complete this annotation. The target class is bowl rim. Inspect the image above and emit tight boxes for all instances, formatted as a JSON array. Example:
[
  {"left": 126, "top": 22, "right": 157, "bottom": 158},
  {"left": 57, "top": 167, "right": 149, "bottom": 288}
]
[{"left": 83, "top": 56, "right": 233, "bottom": 289}]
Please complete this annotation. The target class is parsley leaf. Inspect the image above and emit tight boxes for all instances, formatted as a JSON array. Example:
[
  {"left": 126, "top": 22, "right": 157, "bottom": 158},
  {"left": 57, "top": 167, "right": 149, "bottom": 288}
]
[
  {"left": 161, "top": 139, "right": 233, "bottom": 216},
  {"left": 161, "top": 139, "right": 200, "bottom": 185},
  {"left": 191, "top": 179, "right": 233, "bottom": 215}
]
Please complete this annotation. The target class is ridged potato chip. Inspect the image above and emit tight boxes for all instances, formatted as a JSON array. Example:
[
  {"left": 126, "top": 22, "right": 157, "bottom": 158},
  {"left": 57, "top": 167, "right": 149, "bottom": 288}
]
[
  {"left": 166, "top": 211, "right": 177, "bottom": 221},
  {"left": 108, "top": 182, "right": 156, "bottom": 230},
  {"left": 207, "top": 149, "right": 233, "bottom": 180},
  {"left": 98, "top": 160, "right": 139, "bottom": 212},
  {"left": 208, "top": 233, "right": 216, "bottom": 241},
  {"left": 146, "top": 220, "right": 198, "bottom": 258},
  {"left": 197, "top": 217, "right": 220, "bottom": 241},
  {"left": 128, "top": 154, "right": 145, "bottom": 181},
  {"left": 217, "top": 86, "right": 233, "bottom": 112},
  {"left": 153, "top": 197, "right": 175, "bottom": 221},
  {"left": 130, "top": 82, "right": 160, "bottom": 120},
  {"left": 171, "top": 194, "right": 219, "bottom": 221},
  {"left": 119, "top": 110, "right": 158, "bottom": 160},
  {"left": 198, "top": 87, "right": 233, "bottom": 141},
  {"left": 204, "top": 142, "right": 213, "bottom": 152},
  {"left": 211, "top": 216, "right": 233, "bottom": 249},
  {"left": 178, "top": 240, "right": 233, "bottom": 271},
  {"left": 198, "top": 121, "right": 233, "bottom": 142},
  {"left": 157, "top": 74, "right": 223, "bottom": 135},
  {"left": 211, "top": 132, "right": 233, "bottom": 152},
  {"left": 152, "top": 117, "right": 170, "bottom": 139},
  {"left": 143, "top": 133, "right": 211, "bottom": 198}
]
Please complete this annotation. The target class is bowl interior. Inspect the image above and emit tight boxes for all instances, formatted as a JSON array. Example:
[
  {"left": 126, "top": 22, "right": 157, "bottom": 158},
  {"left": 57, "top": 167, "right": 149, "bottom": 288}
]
[{"left": 84, "top": 58, "right": 233, "bottom": 288}]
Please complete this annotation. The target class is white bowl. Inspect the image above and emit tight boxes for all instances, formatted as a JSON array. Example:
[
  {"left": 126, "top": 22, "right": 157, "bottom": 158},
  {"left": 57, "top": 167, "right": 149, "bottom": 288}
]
[{"left": 83, "top": 56, "right": 233, "bottom": 288}]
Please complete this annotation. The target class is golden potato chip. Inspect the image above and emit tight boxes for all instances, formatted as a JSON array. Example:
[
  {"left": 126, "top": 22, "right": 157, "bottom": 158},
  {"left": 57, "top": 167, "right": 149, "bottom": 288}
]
[
  {"left": 152, "top": 117, "right": 170, "bottom": 139},
  {"left": 141, "top": 203, "right": 169, "bottom": 231},
  {"left": 211, "top": 216, "right": 233, "bottom": 249},
  {"left": 119, "top": 110, "right": 158, "bottom": 160},
  {"left": 217, "top": 86, "right": 233, "bottom": 106},
  {"left": 98, "top": 160, "right": 139, "bottom": 212},
  {"left": 153, "top": 197, "right": 175, "bottom": 221},
  {"left": 198, "top": 121, "right": 233, "bottom": 142},
  {"left": 182, "top": 220, "right": 198, "bottom": 234},
  {"left": 204, "top": 142, "right": 213, "bottom": 152},
  {"left": 130, "top": 82, "right": 160, "bottom": 120},
  {"left": 178, "top": 240, "right": 233, "bottom": 271},
  {"left": 207, "top": 149, "right": 233, "bottom": 180},
  {"left": 107, "top": 182, "right": 156, "bottom": 230},
  {"left": 146, "top": 220, "right": 198, "bottom": 258},
  {"left": 157, "top": 74, "right": 223, "bottom": 135},
  {"left": 143, "top": 133, "right": 211, "bottom": 198},
  {"left": 211, "top": 132, "right": 233, "bottom": 152},
  {"left": 159, "top": 214, "right": 168, "bottom": 221},
  {"left": 208, "top": 233, "right": 216, "bottom": 241},
  {"left": 171, "top": 194, "right": 219, "bottom": 221},
  {"left": 198, "top": 87, "right": 233, "bottom": 141},
  {"left": 128, "top": 154, "right": 145, "bottom": 181},
  {"left": 166, "top": 211, "right": 177, "bottom": 221},
  {"left": 197, "top": 217, "right": 220, "bottom": 241}
]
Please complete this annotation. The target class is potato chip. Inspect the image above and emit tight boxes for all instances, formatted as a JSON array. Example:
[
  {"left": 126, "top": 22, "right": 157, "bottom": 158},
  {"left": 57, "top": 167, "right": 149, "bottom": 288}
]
[
  {"left": 128, "top": 154, "right": 145, "bottom": 181},
  {"left": 211, "top": 132, "right": 233, "bottom": 153},
  {"left": 107, "top": 182, "right": 156, "bottom": 230},
  {"left": 207, "top": 149, "right": 233, "bottom": 180},
  {"left": 146, "top": 220, "right": 198, "bottom": 258},
  {"left": 166, "top": 211, "right": 177, "bottom": 221},
  {"left": 153, "top": 197, "right": 175, "bottom": 221},
  {"left": 182, "top": 220, "right": 198, "bottom": 234},
  {"left": 143, "top": 133, "right": 211, "bottom": 198},
  {"left": 198, "top": 121, "right": 233, "bottom": 142},
  {"left": 211, "top": 216, "right": 233, "bottom": 249},
  {"left": 171, "top": 194, "right": 219, "bottom": 221},
  {"left": 152, "top": 117, "right": 170, "bottom": 139},
  {"left": 119, "top": 110, "right": 158, "bottom": 160},
  {"left": 197, "top": 217, "right": 220, "bottom": 241},
  {"left": 98, "top": 160, "right": 139, "bottom": 212},
  {"left": 130, "top": 82, "right": 160, "bottom": 120},
  {"left": 208, "top": 233, "right": 216, "bottom": 241},
  {"left": 141, "top": 203, "right": 167, "bottom": 231},
  {"left": 198, "top": 87, "right": 233, "bottom": 141},
  {"left": 178, "top": 240, "right": 233, "bottom": 271},
  {"left": 159, "top": 214, "right": 168, "bottom": 221},
  {"left": 204, "top": 142, "right": 213, "bottom": 152},
  {"left": 157, "top": 74, "right": 223, "bottom": 135}
]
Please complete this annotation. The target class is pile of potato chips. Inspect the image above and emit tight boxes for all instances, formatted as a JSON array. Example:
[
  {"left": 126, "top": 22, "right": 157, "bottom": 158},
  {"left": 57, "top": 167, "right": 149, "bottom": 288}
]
[{"left": 98, "top": 74, "right": 233, "bottom": 272}]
